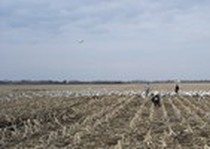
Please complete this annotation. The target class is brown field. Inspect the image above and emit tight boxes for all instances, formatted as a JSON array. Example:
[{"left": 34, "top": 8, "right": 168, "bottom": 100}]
[{"left": 0, "top": 83, "right": 210, "bottom": 148}]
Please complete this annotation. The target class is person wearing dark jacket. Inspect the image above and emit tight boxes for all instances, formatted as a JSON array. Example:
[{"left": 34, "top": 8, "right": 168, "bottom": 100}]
[
  {"left": 175, "top": 84, "right": 180, "bottom": 94},
  {"left": 151, "top": 92, "right": 161, "bottom": 107}
]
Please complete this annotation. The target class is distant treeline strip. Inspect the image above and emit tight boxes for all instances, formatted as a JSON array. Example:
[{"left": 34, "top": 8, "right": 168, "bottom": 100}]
[{"left": 0, "top": 80, "right": 210, "bottom": 85}]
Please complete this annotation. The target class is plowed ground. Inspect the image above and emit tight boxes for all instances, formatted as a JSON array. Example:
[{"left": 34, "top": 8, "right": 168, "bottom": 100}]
[{"left": 0, "top": 88, "right": 210, "bottom": 148}]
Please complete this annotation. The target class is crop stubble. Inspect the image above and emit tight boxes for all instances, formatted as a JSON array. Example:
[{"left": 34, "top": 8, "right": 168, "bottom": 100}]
[{"left": 0, "top": 84, "right": 210, "bottom": 148}]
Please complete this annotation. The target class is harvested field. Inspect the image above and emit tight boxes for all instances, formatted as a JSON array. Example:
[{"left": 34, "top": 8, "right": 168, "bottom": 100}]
[{"left": 0, "top": 84, "right": 210, "bottom": 148}]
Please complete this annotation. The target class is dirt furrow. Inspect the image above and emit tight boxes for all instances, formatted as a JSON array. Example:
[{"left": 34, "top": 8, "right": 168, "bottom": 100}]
[
  {"left": 113, "top": 97, "right": 149, "bottom": 149},
  {"left": 178, "top": 96, "right": 206, "bottom": 123},
  {"left": 129, "top": 97, "right": 148, "bottom": 129},
  {"left": 177, "top": 96, "right": 210, "bottom": 147},
  {"left": 172, "top": 97, "right": 204, "bottom": 148},
  {"left": 167, "top": 97, "right": 182, "bottom": 121},
  {"left": 187, "top": 96, "right": 210, "bottom": 113},
  {"left": 73, "top": 96, "right": 143, "bottom": 148},
  {"left": 148, "top": 97, "right": 168, "bottom": 148},
  {"left": 201, "top": 96, "right": 210, "bottom": 108},
  {"left": 120, "top": 97, "right": 151, "bottom": 148},
  {"left": 175, "top": 97, "right": 204, "bottom": 124},
  {"left": 165, "top": 97, "right": 187, "bottom": 148},
  {"left": 4, "top": 96, "right": 114, "bottom": 148}
]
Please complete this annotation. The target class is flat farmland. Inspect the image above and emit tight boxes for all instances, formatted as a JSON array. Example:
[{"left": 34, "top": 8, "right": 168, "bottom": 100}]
[{"left": 0, "top": 84, "right": 210, "bottom": 149}]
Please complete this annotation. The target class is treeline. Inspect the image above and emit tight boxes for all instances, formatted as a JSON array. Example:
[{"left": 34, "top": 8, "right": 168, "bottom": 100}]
[
  {"left": 0, "top": 80, "right": 128, "bottom": 85},
  {"left": 0, "top": 80, "right": 210, "bottom": 85}
]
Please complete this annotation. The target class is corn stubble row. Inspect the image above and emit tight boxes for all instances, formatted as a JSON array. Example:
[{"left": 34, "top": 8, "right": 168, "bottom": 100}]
[{"left": 0, "top": 88, "right": 210, "bottom": 148}]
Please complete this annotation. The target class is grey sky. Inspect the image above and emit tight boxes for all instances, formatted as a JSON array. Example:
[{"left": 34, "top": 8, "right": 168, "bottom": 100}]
[{"left": 0, "top": 0, "right": 210, "bottom": 81}]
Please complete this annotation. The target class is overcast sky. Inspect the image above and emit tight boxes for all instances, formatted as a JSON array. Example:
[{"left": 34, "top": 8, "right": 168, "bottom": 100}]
[{"left": 0, "top": 0, "right": 210, "bottom": 81}]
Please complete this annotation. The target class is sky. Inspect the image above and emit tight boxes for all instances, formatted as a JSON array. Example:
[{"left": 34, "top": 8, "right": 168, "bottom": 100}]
[{"left": 0, "top": 0, "right": 210, "bottom": 81}]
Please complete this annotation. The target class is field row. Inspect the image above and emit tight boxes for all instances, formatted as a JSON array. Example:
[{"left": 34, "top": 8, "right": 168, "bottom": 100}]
[{"left": 0, "top": 93, "right": 210, "bottom": 148}]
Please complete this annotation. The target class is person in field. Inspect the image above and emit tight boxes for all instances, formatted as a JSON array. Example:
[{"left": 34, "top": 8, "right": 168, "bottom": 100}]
[
  {"left": 144, "top": 83, "right": 151, "bottom": 97},
  {"left": 151, "top": 91, "right": 161, "bottom": 107},
  {"left": 175, "top": 84, "right": 180, "bottom": 94}
]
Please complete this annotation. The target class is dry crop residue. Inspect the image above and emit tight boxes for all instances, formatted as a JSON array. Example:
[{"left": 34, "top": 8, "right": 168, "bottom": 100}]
[{"left": 0, "top": 89, "right": 210, "bottom": 148}]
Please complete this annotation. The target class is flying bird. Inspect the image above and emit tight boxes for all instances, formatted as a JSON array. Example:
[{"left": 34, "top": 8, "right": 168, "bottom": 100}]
[{"left": 77, "top": 40, "right": 84, "bottom": 44}]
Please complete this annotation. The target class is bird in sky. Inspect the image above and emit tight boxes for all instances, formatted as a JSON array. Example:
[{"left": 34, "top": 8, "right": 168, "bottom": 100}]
[{"left": 77, "top": 40, "right": 84, "bottom": 44}]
